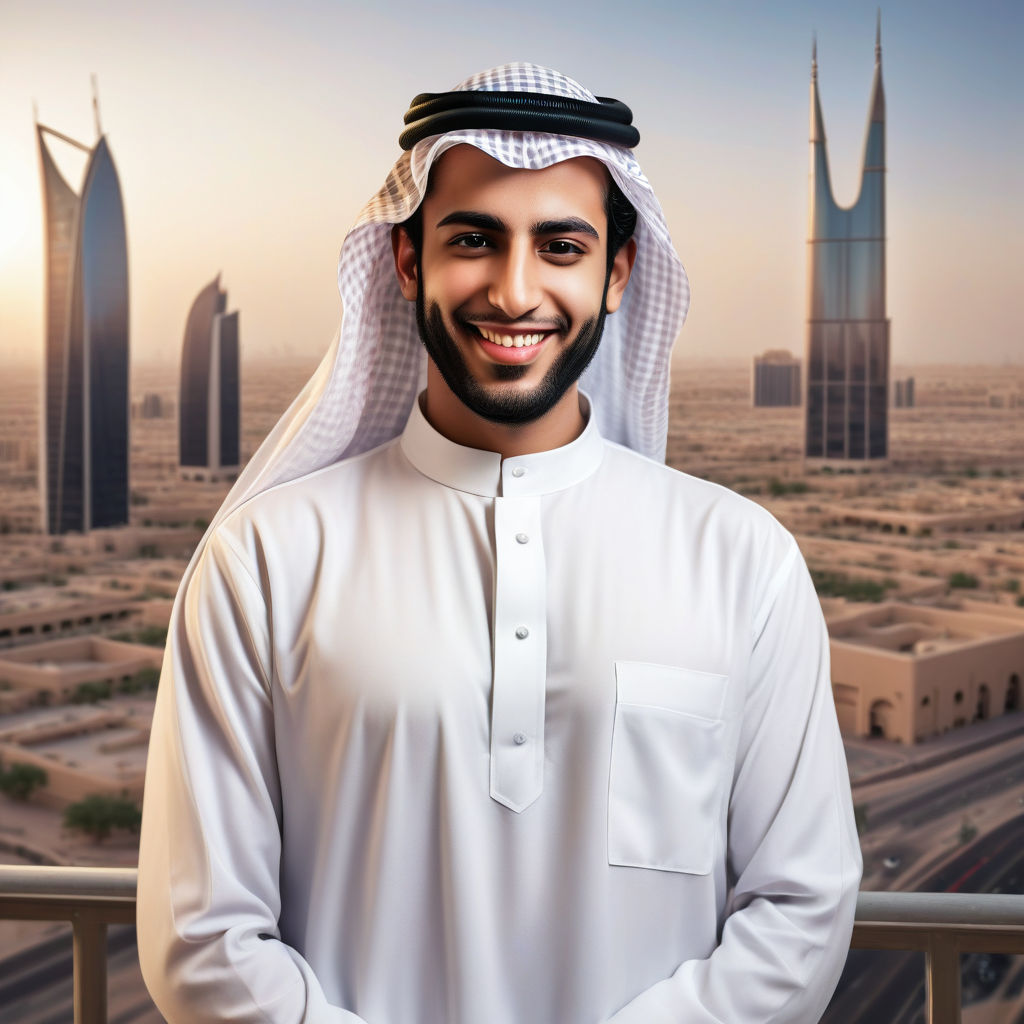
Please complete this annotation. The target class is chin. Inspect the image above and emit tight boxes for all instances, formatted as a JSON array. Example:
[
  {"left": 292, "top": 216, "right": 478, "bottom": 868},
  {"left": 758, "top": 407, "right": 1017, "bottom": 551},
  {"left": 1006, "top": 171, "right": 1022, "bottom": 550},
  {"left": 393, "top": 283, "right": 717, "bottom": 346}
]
[{"left": 417, "top": 298, "right": 606, "bottom": 426}]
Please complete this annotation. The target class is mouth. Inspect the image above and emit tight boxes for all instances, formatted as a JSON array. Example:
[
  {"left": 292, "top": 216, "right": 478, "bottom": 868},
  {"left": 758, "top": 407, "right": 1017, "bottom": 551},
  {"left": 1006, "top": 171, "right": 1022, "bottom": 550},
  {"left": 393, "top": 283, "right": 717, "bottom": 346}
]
[{"left": 463, "top": 322, "right": 557, "bottom": 364}]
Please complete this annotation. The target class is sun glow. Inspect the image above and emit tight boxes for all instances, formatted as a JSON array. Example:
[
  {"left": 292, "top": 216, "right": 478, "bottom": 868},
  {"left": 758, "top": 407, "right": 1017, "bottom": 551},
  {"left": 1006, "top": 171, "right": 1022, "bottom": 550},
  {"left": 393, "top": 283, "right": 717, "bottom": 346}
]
[{"left": 0, "top": 170, "right": 32, "bottom": 270}]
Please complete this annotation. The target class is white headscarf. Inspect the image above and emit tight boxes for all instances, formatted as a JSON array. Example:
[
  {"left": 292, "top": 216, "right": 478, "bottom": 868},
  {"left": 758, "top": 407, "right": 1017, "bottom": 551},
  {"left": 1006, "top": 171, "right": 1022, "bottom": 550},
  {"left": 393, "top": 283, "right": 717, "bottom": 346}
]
[{"left": 199, "top": 61, "right": 689, "bottom": 546}]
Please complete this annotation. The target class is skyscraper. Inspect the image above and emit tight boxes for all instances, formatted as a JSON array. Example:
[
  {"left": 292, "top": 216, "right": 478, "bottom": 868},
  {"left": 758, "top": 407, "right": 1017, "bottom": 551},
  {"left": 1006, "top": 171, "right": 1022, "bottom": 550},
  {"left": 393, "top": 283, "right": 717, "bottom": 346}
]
[
  {"left": 179, "top": 276, "right": 240, "bottom": 480},
  {"left": 804, "top": 19, "right": 888, "bottom": 461},
  {"left": 36, "top": 94, "right": 129, "bottom": 534},
  {"left": 753, "top": 350, "right": 802, "bottom": 407}
]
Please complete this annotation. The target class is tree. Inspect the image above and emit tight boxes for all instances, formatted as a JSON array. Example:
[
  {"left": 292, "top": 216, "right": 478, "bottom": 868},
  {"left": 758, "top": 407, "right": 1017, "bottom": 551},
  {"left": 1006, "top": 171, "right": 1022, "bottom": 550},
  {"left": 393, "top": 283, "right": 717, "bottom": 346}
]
[
  {"left": 949, "top": 571, "right": 980, "bottom": 590},
  {"left": 63, "top": 795, "right": 142, "bottom": 843},
  {"left": 853, "top": 803, "right": 869, "bottom": 837},
  {"left": 958, "top": 818, "right": 978, "bottom": 846},
  {"left": 72, "top": 681, "right": 112, "bottom": 704},
  {"left": 0, "top": 762, "right": 48, "bottom": 801}
]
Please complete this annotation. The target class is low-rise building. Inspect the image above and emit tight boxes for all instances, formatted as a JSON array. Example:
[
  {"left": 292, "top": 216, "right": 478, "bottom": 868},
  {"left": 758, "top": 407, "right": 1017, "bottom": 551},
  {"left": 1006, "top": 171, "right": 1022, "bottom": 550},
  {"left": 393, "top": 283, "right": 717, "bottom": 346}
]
[{"left": 827, "top": 601, "right": 1023, "bottom": 743}]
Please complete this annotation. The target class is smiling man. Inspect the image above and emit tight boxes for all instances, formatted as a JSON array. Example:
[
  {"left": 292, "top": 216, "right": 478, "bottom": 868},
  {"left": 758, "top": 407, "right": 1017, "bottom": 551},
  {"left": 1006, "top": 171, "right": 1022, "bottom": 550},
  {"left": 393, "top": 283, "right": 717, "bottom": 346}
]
[
  {"left": 395, "top": 145, "right": 635, "bottom": 456},
  {"left": 138, "top": 64, "right": 861, "bottom": 1023}
]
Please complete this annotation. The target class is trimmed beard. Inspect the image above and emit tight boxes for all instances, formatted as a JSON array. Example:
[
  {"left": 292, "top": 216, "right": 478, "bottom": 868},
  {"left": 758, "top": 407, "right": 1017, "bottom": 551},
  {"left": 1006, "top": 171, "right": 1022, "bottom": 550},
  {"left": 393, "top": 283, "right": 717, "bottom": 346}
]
[{"left": 414, "top": 277, "right": 610, "bottom": 426}]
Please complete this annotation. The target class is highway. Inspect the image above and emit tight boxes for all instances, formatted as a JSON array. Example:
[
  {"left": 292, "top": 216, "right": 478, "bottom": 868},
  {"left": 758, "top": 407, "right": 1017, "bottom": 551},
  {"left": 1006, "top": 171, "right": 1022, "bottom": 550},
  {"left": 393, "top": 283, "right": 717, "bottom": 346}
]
[
  {"left": 823, "top": 814, "right": 1024, "bottom": 1023},
  {"left": 0, "top": 925, "right": 160, "bottom": 1023}
]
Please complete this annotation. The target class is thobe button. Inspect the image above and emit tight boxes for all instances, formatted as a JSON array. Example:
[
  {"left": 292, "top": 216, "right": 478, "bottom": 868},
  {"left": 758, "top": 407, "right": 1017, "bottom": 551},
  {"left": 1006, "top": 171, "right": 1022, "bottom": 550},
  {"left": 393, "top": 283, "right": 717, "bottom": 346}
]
[
  {"left": 515, "top": 533, "right": 529, "bottom": 544},
  {"left": 513, "top": 732, "right": 527, "bottom": 745},
  {"left": 515, "top": 626, "right": 529, "bottom": 639},
  {"left": 510, "top": 466, "right": 526, "bottom": 478}
]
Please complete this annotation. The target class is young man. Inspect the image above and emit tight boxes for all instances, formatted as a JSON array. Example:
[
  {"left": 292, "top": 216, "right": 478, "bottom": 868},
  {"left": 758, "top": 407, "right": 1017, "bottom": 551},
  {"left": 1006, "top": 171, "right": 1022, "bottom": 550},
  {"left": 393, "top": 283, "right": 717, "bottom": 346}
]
[{"left": 138, "top": 63, "right": 861, "bottom": 1022}]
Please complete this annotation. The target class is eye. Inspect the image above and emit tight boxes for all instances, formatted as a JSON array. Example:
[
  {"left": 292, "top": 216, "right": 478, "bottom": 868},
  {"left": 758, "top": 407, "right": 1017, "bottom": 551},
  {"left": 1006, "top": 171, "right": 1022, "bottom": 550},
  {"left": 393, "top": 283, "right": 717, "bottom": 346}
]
[
  {"left": 541, "top": 239, "right": 586, "bottom": 259},
  {"left": 450, "top": 233, "right": 492, "bottom": 249}
]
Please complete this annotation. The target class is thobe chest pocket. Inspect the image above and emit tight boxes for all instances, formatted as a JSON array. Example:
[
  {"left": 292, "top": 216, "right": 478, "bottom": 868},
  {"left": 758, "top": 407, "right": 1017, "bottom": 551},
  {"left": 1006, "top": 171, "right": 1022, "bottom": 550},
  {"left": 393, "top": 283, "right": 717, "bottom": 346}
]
[{"left": 608, "top": 661, "right": 729, "bottom": 875}]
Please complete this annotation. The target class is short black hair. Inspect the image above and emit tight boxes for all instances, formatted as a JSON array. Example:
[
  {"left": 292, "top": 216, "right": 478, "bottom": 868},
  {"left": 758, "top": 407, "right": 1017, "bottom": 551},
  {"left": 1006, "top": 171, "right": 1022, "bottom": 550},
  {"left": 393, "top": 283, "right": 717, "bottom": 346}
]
[{"left": 399, "top": 170, "right": 638, "bottom": 271}]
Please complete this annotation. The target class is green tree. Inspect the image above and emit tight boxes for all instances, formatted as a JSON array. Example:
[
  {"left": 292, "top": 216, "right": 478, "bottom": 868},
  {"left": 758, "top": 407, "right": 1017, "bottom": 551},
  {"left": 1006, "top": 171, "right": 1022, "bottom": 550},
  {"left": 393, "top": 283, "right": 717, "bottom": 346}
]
[
  {"left": 958, "top": 818, "right": 978, "bottom": 845},
  {"left": 810, "top": 570, "right": 891, "bottom": 603},
  {"left": 63, "top": 795, "right": 142, "bottom": 843},
  {"left": 949, "top": 571, "right": 979, "bottom": 590},
  {"left": 853, "top": 803, "right": 869, "bottom": 837},
  {"left": 120, "top": 666, "right": 160, "bottom": 693},
  {"left": 72, "top": 681, "right": 112, "bottom": 704},
  {"left": 0, "top": 763, "right": 48, "bottom": 801}
]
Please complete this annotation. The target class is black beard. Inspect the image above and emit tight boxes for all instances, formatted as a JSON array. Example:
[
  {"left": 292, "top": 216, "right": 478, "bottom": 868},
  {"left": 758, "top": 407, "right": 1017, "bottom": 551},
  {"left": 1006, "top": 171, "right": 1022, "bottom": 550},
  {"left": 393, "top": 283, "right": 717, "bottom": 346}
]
[{"left": 414, "top": 283, "right": 610, "bottom": 427}]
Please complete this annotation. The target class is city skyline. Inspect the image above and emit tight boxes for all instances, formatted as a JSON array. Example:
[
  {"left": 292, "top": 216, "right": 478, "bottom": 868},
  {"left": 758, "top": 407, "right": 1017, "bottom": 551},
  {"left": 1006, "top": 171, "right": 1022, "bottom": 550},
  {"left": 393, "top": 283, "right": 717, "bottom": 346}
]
[{"left": 0, "top": 0, "right": 1021, "bottom": 371}]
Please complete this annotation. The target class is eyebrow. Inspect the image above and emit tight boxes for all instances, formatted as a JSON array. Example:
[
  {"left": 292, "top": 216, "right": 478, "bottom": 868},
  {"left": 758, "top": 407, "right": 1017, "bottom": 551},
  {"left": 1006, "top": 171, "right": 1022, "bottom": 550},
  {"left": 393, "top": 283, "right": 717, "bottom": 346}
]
[{"left": 435, "top": 211, "right": 600, "bottom": 240}]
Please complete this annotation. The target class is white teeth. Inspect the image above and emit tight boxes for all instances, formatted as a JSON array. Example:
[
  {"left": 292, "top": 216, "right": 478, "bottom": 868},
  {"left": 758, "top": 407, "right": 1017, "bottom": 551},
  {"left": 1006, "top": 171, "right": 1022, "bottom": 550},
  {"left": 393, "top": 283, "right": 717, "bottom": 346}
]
[{"left": 478, "top": 327, "right": 545, "bottom": 348}]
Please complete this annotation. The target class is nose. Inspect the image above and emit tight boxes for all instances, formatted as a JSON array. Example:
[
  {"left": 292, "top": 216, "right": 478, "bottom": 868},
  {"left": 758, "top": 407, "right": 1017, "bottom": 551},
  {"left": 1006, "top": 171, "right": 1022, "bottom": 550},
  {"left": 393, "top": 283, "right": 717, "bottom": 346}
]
[{"left": 487, "top": 240, "right": 542, "bottom": 319}]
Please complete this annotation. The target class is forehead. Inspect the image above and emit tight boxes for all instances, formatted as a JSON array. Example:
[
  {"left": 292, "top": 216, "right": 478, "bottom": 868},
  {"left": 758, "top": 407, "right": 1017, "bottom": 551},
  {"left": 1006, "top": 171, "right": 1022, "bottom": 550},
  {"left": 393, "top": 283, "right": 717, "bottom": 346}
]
[{"left": 423, "top": 144, "right": 609, "bottom": 223}]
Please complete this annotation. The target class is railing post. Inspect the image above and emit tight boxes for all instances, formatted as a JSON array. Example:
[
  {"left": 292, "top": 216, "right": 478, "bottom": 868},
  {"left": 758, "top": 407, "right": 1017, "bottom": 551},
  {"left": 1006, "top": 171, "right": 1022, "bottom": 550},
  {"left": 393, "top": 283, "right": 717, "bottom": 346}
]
[
  {"left": 925, "top": 932, "right": 961, "bottom": 1024},
  {"left": 72, "top": 909, "right": 107, "bottom": 1024}
]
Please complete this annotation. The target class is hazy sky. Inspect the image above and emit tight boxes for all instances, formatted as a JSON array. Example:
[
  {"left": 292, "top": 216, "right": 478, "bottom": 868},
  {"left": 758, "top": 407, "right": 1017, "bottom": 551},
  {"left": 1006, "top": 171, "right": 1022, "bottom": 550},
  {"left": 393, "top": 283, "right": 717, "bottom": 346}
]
[{"left": 1, "top": 0, "right": 1020, "bottom": 370}]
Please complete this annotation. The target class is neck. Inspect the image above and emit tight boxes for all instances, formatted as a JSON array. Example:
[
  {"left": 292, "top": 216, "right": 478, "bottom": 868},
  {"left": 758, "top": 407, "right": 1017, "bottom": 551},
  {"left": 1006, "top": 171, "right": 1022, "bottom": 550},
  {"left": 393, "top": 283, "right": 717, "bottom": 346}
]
[{"left": 423, "top": 362, "right": 586, "bottom": 459}]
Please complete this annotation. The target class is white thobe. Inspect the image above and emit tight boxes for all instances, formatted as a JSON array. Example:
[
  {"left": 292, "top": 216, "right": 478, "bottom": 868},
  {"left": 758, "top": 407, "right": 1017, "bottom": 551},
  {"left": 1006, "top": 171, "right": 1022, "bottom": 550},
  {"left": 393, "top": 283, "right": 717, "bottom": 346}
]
[{"left": 138, "top": 394, "right": 861, "bottom": 1023}]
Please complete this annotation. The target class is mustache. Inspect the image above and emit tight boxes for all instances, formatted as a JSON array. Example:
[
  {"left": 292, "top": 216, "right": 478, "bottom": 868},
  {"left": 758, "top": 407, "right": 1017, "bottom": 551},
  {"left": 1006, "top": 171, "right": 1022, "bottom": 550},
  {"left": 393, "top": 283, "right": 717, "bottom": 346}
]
[{"left": 457, "top": 312, "right": 570, "bottom": 332}]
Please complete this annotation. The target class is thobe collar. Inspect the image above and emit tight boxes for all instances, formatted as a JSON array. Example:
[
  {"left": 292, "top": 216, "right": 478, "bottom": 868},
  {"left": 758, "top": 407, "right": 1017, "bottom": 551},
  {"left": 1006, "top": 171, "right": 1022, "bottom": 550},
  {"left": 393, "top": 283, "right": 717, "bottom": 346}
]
[{"left": 400, "top": 391, "right": 604, "bottom": 498}]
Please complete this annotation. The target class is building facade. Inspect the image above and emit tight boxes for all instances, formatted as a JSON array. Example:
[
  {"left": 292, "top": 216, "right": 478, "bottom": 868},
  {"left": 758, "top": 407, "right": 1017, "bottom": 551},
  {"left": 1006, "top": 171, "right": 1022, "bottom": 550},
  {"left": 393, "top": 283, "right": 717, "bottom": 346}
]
[
  {"left": 804, "top": 21, "right": 889, "bottom": 461},
  {"left": 37, "top": 117, "right": 129, "bottom": 534},
  {"left": 752, "top": 350, "right": 802, "bottom": 407},
  {"left": 179, "top": 276, "right": 240, "bottom": 480},
  {"left": 828, "top": 602, "right": 1023, "bottom": 744}
]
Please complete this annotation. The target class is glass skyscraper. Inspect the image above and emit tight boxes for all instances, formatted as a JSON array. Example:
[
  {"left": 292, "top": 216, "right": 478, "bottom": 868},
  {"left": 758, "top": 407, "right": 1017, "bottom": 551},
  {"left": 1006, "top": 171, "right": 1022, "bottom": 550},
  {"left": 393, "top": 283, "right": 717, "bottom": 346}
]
[
  {"left": 804, "top": 21, "right": 888, "bottom": 461},
  {"left": 37, "top": 117, "right": 129, "bottom": 533},
  {"left": 179, "top": 276, "right": 240, "bottom": 479}
]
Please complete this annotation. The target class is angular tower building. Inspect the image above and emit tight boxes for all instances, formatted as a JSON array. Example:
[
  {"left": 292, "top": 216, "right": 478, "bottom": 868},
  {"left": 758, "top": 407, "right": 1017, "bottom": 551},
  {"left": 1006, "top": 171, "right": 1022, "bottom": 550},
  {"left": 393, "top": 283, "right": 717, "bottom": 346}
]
[
  {"left": 179, "top": 276, "right": 240, "bottom": 481},
  {"left": 36, "top": 103, "right": 129, "bottom": 534},
  {"left": 804, "top": 20, "right": 888, "bottom": 461}
]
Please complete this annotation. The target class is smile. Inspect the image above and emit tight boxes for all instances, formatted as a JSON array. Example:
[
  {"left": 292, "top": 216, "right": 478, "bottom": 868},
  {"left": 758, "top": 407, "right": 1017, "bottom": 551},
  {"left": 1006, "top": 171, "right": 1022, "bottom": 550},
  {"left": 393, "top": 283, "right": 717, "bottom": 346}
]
[{"left": 474, "top": 327, "right": 547, "bottom": 349}]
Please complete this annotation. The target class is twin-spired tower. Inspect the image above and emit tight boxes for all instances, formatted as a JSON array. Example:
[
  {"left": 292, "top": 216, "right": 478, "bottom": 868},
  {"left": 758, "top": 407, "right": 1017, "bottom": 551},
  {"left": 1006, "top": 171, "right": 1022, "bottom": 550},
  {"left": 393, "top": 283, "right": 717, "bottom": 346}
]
[
  {"left": 804, "top": 19, "right": 888, "bottom": 461},
  {"left": 36, "top": 92, "right": 129, "bottom": 534}
]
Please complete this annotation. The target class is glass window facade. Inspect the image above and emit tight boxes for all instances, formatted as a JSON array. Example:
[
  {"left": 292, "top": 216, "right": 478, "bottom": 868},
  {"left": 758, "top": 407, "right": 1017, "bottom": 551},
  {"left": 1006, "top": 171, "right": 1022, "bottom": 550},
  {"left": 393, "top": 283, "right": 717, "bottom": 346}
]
[
  {"left": 37, "top": 129, "right": 129, "bottom": 534},
  {"left": 179, "top": 277, "right": 240, "bottom": 473},
  {"left": 804, "top": 50, "right": 888, "bottom": 463}
]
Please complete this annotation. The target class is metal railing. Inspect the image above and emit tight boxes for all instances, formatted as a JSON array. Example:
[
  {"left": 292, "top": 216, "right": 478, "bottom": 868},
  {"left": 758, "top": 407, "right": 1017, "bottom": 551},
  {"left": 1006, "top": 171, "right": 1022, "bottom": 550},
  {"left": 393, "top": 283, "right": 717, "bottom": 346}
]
[
  {"left": 1, "top": 866, "right": 1023, "bottom": 1023},
  {"left": 0, "top": 865, "right": 135, "bottom": 1023},
  {"left": 852, "top": 890, "right": 1024, "bottom": 1024}
]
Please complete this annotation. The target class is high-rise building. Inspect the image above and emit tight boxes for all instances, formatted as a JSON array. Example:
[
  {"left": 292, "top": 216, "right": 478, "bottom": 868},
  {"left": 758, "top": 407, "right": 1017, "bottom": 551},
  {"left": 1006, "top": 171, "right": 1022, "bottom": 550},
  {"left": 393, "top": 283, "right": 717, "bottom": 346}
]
[
  {"left": 804, "top": 19, "right": 888, "bottom": 461},
  {"left": 179, "top": 275, "right": 240, "bottom": 480},
  {"left": 752, "top": 350, "right": 802, "bottom": 407},
  {"left": 893, "top": 377, "right": 915, "bottom": 408},
  {"left": 36, "top": 95, "right": 129, "bottom": 534}
]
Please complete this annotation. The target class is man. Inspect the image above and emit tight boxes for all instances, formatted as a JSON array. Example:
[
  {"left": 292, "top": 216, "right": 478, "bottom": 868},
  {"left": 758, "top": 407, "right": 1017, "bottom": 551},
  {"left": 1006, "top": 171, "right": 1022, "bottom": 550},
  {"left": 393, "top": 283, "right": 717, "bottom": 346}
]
[{"left": 138, "top": 63, "right": 861, "bottom": 1022}]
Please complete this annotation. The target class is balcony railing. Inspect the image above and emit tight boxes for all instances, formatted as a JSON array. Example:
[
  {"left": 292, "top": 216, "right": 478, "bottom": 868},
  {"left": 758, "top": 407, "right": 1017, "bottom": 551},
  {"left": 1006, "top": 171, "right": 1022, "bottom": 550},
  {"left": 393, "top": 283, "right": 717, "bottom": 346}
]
[{"left": 1, "top": 866, "right": 1024, "bottom": 1024}]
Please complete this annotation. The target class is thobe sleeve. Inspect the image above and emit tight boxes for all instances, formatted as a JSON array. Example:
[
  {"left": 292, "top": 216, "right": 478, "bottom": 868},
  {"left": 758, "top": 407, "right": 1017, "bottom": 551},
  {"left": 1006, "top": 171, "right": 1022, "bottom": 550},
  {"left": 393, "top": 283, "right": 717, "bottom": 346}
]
[
  {"left": 137, "top": 531, "right": 368, "bottom": 1023},
  {"left": 605, "top": 540, "right": 862, "bottom": 1024}
]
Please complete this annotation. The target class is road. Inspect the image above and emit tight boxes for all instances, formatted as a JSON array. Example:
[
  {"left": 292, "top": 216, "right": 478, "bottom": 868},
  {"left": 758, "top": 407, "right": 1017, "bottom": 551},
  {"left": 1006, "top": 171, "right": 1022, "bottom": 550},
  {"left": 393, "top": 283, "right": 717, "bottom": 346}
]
[
  {"left": 824, "top": 815, "right": 1024, "bottom": 1024},
  {"left": 855, "top": 732, "right": 1024, "bottom": 833},
  {"left": 0, "top": 925, "right": 161, "bottom": 1023}
]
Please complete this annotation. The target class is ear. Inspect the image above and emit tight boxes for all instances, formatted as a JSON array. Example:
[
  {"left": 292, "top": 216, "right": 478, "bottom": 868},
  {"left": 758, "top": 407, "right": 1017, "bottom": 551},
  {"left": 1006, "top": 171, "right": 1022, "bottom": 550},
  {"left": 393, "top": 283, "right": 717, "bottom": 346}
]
[
  {"left": 604, "top": 237, "right": 637, "bottom": 315},
  {"left": 391, "top": 225, "right": 419, "bottom": 301}
]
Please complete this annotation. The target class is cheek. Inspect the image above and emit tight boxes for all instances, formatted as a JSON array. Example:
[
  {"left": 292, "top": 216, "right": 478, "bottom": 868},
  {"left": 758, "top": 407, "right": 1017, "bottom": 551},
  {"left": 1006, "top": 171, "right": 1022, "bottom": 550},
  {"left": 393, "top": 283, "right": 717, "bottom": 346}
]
[
  {"left": 422, "top": 259, "right": 486, "bottom": 309},
  {"left": 559, "top": 268, "right": 609, "bottom": 316}
]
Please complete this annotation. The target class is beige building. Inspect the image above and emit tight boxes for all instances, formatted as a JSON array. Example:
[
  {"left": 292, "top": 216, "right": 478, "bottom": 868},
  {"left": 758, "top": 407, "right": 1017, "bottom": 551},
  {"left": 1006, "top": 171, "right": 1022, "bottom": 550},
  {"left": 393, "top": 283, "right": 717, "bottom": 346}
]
[
  {"left": 828, "top": 602, "right": 1023, "bottom": 744},
  {"left": 0, "top": 635, "right": 161, "bottom": 710}
]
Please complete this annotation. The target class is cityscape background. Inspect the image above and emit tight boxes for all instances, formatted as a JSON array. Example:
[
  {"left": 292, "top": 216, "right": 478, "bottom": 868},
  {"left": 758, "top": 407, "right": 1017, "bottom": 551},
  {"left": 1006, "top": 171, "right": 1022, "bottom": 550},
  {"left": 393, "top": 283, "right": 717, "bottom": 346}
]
[
  {"left": 1, "top": 0, "right": 1024, "bottom": 1020},
  {"left": 1, "top": 0, "right": 1021, "bottom": 369}
]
